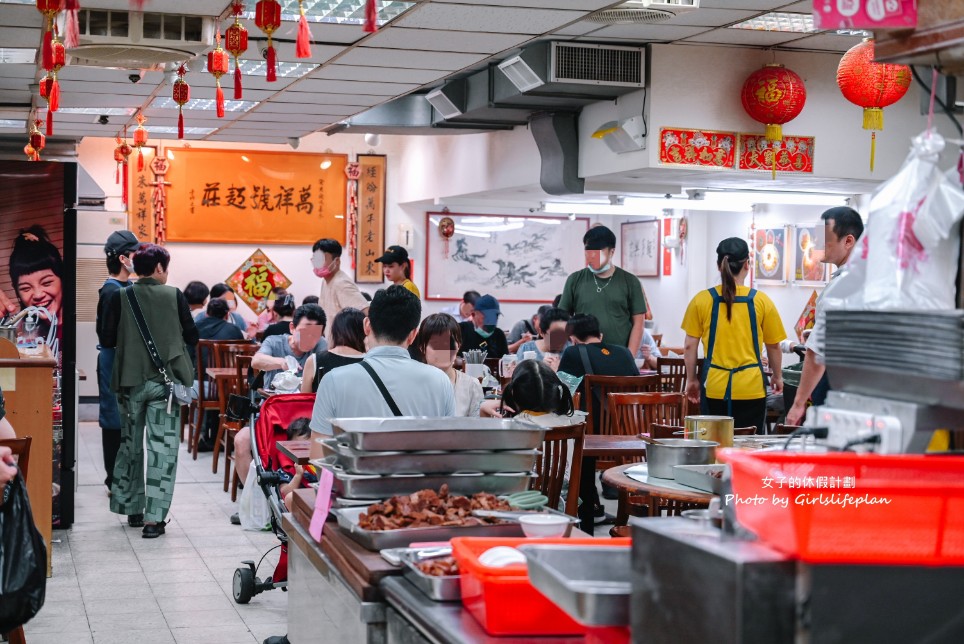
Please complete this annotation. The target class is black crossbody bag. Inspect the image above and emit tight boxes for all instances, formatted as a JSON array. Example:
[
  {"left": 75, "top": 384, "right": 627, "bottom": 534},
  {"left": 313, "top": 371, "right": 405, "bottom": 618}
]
[{"left": 124, "top": 285, "right": 196, "bottom": 411}]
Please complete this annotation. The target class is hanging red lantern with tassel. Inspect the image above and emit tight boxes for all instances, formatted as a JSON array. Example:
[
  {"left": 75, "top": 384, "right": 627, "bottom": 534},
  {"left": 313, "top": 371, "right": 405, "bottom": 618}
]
[
  {"left": 132, "top": 112, "right": 148, "bottom": 171},
  {"left": 296, "top": 0, "right": 311, "bottom": 58},
  {"left": 29, "top": 119, "right": 45, "bottom": 160},
  {"left": 36, "top": 0, "right": 59, "bottom": 72},
  {"left": 224, "top": 1, "right": 248, "bottom": 100},
  {"left": 836, "top": 39, "right": 911, "bottom": 173},
  {"left": 255, "top": 0, "right": 282, "bottom": 82},
  {"left": 24, "top": 143, "right": 37, "bottom": 161},
  {"left": 42, "top": 33, "right": 65, "bottom": 135},
  {"left": 364, "top": 0, "right": 378, "bottom": 33},
  {"left": 207, "top": 30, "right": 230, "bottom": 118},
  {"left": 114, "top": 136, "right": 132, "bottom": 205},
  {"left": 172, "top": 65, "right": 190, "bottom": 139},
  {"left": 63, "top": 0, "right": 81, "bottom": 49},
  {"left": 741, "top": 63, "right": 806, "bottom": 179}
]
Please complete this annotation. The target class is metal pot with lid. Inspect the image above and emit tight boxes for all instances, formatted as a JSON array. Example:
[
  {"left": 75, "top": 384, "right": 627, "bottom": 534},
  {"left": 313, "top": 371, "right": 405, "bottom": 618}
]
[{"left": 644, "top": 438, "right": 719, "bottom": 479}]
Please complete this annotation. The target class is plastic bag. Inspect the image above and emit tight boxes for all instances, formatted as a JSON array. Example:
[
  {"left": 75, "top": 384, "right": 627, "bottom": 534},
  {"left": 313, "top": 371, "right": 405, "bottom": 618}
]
[
  {"left": 0, "top": 474, "right": 47, "bottom": 633},
  {"left": 238, "top": 462, "right": 271, "bottom": 532}
]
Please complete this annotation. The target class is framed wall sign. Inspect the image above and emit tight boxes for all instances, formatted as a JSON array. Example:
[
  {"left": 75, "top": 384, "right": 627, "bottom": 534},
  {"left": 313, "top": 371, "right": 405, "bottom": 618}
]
[
  {"left": 751, "top": 226, "right": 788, "bottom": 285},
  {"left": 791, "top": 223, "right": 830, "bottom": 286},
  {"left": 354, "top": 154, "right": 386, "bottom": 284},
  {"left": 620, "top": 220, "right": 661, "bottom": 277},
  {"left": 424, "top": 213, "right": 589, "bottom": 302}
]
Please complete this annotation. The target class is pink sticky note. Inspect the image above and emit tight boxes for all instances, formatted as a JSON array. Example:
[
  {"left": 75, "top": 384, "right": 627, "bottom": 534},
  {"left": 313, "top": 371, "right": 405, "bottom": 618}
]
[{"left": 309, "top": 468, "right": 334, "bottom": 542}]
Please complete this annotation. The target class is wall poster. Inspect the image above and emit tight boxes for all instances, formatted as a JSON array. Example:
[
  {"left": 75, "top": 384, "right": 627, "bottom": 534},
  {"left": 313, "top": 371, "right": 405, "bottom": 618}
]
[
  {"left": 751, "top": 226, "right": 788, "bottom": 285},
  {"left": 620, "top": 219, "right": 661, "bottom": 277},
  {"left": 791, "top": 223, "right": 830, "bottom": 285},
  {"left": 355, "top": 155, "right": 386, "bottom": 284},
  {"left": 424, "top": 213, "right": 589, "bottom": 302}
]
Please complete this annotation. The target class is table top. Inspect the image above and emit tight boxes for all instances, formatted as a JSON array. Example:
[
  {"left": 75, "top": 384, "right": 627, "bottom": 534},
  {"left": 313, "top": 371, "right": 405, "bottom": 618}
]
[
  {"left": 582, "top": 435, "right": 647, "bottom": 458},
  {"left": 278, "top": 439, "right": 311, "bottom": 465},
  {"left": 601, "top": 463, "right": 715, "bottom": 504},
  {"left": 206, "top": 367, "right": 239, "bottom": 378}
]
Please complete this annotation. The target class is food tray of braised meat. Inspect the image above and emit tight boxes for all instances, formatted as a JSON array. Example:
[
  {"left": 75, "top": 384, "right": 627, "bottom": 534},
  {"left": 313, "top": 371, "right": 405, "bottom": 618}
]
[
  {"left": 318, "top": 439, "right": 539, "bottom": 475},
  {"left": 330, "top": 417, "right": 545, "bottom": 452},
  {"left": 400, "top": 552, "right": 462, "bottom": 602},
  {"left": 332, "top": 485, "right": 525, "bottom": 550}
]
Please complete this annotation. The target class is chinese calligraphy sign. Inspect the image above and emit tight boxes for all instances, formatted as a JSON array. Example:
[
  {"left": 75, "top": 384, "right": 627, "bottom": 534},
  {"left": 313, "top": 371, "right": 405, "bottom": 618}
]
[
  {"left": 621, "top": 220, "right": 660, "bottom": 278},
  {"left": 128, "top": 146, "right": 157, "bottom": 243},
  {"left": 355, "top": 155, "right": 386, "bottom": 284},
  {"left": 225, "top": 249, "right": 292, "bottom": 313},
  {"left": 739, "top": 134, "right": 815, "bottom": 174},
  {"left": 659, "top": 127, "right": 737, "bottom": 170}
]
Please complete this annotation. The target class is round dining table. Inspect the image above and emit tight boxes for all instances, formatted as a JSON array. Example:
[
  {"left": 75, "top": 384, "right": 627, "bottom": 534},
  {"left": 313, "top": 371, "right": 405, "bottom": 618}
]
[{"left": 602, "top": 463, "right": 716, "bottom": 526}]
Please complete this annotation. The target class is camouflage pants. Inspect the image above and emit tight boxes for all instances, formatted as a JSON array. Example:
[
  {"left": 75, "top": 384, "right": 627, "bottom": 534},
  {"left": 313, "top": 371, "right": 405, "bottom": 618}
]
[{"left": 110, "top": 380, "right": 180, "bottom": 523}]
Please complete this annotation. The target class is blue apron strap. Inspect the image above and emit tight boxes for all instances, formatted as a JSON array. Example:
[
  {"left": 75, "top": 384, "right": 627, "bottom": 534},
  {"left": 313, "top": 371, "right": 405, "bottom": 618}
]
[
  {"left": 700, "top": 288, "right": 722, "bottom": 414},
  {"left": 703, "top": 290, "right": 768, "bottom": 417}
]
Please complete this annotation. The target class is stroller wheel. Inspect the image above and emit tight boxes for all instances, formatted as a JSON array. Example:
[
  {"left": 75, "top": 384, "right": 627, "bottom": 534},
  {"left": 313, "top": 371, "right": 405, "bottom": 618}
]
[{"left": 233, "top": 566, "right": 256, "bottom": 604}]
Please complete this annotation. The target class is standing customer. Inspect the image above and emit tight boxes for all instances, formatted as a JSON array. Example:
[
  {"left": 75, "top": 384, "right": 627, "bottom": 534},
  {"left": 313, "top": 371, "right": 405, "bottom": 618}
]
[
  {"left": 559, "top": 225, "right": 647, "bottom": 357},
  {"left": 102, "top": 244, "right": 198, "bottom": 538},
  {"left": 313, "top": 238, "right": 370, "bottom": 338},
  {"left": 785, "top": 207, "right": 864, "bottom": 426},
  {"left": 375, "top": 245, "right": 420, "bottom": 298},
  {"left": 681, "top": 238, "right": 786, "bottom": 433},
  {"left": 96, "top": 230, "right": 139, "bottom": 493}
]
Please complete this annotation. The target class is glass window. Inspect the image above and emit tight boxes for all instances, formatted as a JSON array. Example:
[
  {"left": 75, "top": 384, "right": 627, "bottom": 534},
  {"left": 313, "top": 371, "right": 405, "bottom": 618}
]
[
  {"left": 142, "top": 13, "right": 162, "bottom": 40},
  {"left": 164, "top": 15, "right": 182, "bottom": 41},
  {"left": 109, "top": 11, "right": 129, "bottom": 38},
  {"left": 88, "top": 10, "right": 108, "bottom": 37},
  {"left": 183, "top": 16, "right": 202, "bottom": 42}
]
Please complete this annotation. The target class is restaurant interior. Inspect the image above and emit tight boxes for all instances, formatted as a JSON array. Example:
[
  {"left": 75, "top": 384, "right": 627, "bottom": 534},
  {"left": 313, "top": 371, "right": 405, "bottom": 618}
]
[{"left": 2, "top": 1, "right": 964, "bottom": 643}]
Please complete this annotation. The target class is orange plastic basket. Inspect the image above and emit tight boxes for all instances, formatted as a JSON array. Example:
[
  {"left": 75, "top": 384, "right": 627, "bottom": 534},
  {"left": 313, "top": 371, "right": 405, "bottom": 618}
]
[
  {"left": 719, "top": 449, "right": 964, "bottom": 566},
  {"left": 451, "top": 537, "right": 630, "bottom": 636}
]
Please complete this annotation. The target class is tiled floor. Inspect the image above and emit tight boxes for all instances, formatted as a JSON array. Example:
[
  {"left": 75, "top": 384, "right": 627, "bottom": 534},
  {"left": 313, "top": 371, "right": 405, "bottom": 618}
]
[{"left": 24, "top": 421, "right": 287, "bottom": 644}]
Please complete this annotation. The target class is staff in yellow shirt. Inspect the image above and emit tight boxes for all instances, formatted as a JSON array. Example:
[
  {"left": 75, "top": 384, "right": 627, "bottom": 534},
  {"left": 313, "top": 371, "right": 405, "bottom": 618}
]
[
  {"left": 375, "top": 245, "right": 421, "bottom": 298},
  {"left": 681, "top": 237, "right": 786, "bottom": 433}
]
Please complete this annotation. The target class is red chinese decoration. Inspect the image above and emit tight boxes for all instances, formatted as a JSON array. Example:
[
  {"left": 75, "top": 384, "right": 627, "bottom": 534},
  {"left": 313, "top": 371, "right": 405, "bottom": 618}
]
[
  {"left": 172, "top": 65, "right": 190, "bottom": 139},
  {"left": 29, "top": 119, "right": 45, "bottom": 160},
  {"left": 36, "top": 0, "right": 59, "bottom": 72},
  {"left": 658, "top": 127, "right": 737, "bottom": 169},
  {"left": 364, "top": 0, "right": 378, "bottom": 33},
  {"left": 741, "top": 64, "right": 806, "bottom": 179},
  {"left": 63, "top": 0, "right": 81, "bottom": 49},
  {"left": 207, "top": 30, "right": 230, "bottom": 118},
  {"left": 739, "top": 134, "right": 814, "bottom": 174},
  {"left": 114, "top": 135, "right": 132, "bottom": 205},
  {"left": 42, "top": 33, "right": 65, "bottom": 135},
  {"left": 836, "top": 39, "right": 912, "bottom": 172},
  {"left": 255, "top": 1, "right": 282, "bottom": 82},
  {"left": 224, "top": 2, "right": 248, "bottom": 100},
  {"left": 132, "top": 112, "right": 148, "bottom": 172},
  {"left": 24, "top": 143, "right": 37, "bottom": 162},
  {"left": 438, "top": 216, "right": 455, "bottom": 258},
  {"left": 296, "top": 0, "right": 311, "bottom": 58}
]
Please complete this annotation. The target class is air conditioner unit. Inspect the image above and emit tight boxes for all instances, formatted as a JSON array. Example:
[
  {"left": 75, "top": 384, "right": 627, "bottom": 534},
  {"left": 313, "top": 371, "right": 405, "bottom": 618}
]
[
  {"left": 588, "top": 0, "right": 699, "bottom": 24},
  {"left": 425, "top": 83, "right": 466, "bottom": 120},
  {"left": 68, "top": 9, "right": 214, "bottom": 69}
]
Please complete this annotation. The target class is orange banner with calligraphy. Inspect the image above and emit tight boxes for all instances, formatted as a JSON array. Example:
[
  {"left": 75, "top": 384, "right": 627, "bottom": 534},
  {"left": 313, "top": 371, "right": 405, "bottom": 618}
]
[
  {"left": 738, "top": 134, "right": 814, "bottom": 173},
  {"left": 128, "top": 147, "right": 158, "bottom": 243},
  {"left": 154, "top": 148, "right": 347, "bottom": 245},
  {"left": 355, "top": 154, "right": 387, "bottom": 284},
  {"left": 658, "top": 127, "right": 736, "bottom": 170},
  {"left": 225, "top": 249, "right": 292, "bottom": 313}
]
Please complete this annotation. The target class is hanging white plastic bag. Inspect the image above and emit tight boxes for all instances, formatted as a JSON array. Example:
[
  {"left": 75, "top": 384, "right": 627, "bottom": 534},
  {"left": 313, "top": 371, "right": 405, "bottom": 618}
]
[{"left": 238, "top": 461, "right": 271, "bottom": 531}]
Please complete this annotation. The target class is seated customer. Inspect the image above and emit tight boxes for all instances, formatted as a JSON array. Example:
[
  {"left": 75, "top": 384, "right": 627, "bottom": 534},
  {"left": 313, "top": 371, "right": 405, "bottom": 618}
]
[
  {"left": 482, "top": 360, "right": 580, "bottom": 427},
  {"left": 515, "top": 306, "right": 571, "bottom": 364},
  {"left": 634, "top": 328, "right": 661, "bottom": 370},
  {"left": 416, "top": 313, "right": 483, "bottom": 417},
  {"left": 557, "top": 313, "right": 638, "bottom": 379},
  {"left": 261, "top": 293, "right": 296, "bottom": 340},
  {"left": 184, "top": 280, "right": 209, "bottom": 317},
  {"left": 251, "top": 304, "right": 328, "bottom": 390},
  {"left": 198, "top": 283, "right": 247, "bottom": 329},
  {"left": 301, "top": 307, "right": 367, "bottom": 393},
  {"left": 278, "top": 418, "right": 315, "bottom": 511},
  {"left": 310, "top": 285, "right": 455, "bottom": 436},
  {"left": 457, "top": 294, "right": 509, "bottom": 361},
  {"left": 507, "top": 305, "right": 548, "bottom": 354}
]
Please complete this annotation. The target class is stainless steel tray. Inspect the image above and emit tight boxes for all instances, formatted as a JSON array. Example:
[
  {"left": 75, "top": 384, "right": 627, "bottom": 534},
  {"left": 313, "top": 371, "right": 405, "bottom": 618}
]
[
  {"left": 400, "top": 552, "right": 461, "bottom": 602},
  {"left": 332, "top": 506, "right": 525, "bottom": 551},
  {"left": 331, "top": 417, "right": 545, "bottom": 452},
  {"left": 320, "top": 439, "right": 539, "bottom": 475},
  {"left": 518, "top": 545, "right": 632, "bottom": 627},
  {"left": 314, "top": 459, "right": 534, "bottom": 499},
  {"left": 673, "top": 464, "right": 727, "bottom": 495}
]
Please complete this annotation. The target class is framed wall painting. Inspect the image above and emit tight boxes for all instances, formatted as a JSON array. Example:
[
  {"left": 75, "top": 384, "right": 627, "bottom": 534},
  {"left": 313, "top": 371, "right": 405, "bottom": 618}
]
[
  {"left": 751, "top": 226, "right": 788, "bottom": 285},
  {"left": 791, "top": 223, "right": 830, "bottom": 286},
  {"left": 424, "top": 213, "right": 589, "bottom": 302},
  {"left": 620, "top": 219, "right": 660, "bottom": 277}
]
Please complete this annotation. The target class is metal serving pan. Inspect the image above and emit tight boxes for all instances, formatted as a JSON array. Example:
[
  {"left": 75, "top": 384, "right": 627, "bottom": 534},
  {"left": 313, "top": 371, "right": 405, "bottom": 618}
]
[
  {"left": 673, "top": 464, "right": 727, "bottom": 495},
  {"left": 332, "top": 506, "right": 525, "bottom": 551},
  {"left": 331, "top": 417, "right": 545, "bottom": 452},
  {"left": 518, "top": 545, "right": 632, "bottom": 627},
  {"left": 400, "top": 551, "right": 461, "bottom": 602},
  {"left": 313, "top": 458, "right": 534, "bottom": 499},
  {"left": 319, "top": 439, "right": 539, "bottom": 475}
]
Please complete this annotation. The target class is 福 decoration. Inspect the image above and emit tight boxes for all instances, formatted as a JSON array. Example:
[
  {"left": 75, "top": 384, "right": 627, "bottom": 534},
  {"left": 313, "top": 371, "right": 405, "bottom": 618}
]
[
  {"left": 226, "top": 249, "right": 292, "bottom": 313},
  {"left": 356, "top": 155, "right": 387, "bottom": 283},
  {"left": 172, "top": 65, "right": 190, "bottom": 139},
  {"left": 132, "top": 112, "right": 148, "bottom": 171},
  {"left": 658, "top": 127, "right": 736, "bottom": 169},
  {"left": 255, "top": 0, "right": 282, "bottom": 82},
  {"left": 739, "top": 134, "right": 814, "bottom": 174},
  {"left": 346, "top": 161, "right": 360, "bottom": 270},
  {"left": 207, "top": 30, "right": 230, "bottom": 118},
  {"left": 741, "top": 64, "right": 807, "bottom": 179},
  {"left": 438, "top": 216, "right": 455, "bottom": 259},
  {"left": 224, "top": 2, "right": 248, "bottom": 99},
  {"left": 150, "top": 155, "right": 172, "bottom": 244},
  {"left": 836, "top": 39, "right": 911, "bottom": 172}
]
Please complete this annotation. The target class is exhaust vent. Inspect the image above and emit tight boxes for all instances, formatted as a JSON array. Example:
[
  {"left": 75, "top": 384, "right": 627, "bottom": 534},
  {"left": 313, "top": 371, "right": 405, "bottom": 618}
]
[
  {"left": 588, "top": 0, "right": 699, "bottom": 25},
  {"left": 553, "top": 43, "right": 643, "bottom": 87},
  {"left": 426, "top": 85, "right": 465, "bottom": 119},
  {"left": 498, "top": 56, "right": 545, "bottom": 93}
]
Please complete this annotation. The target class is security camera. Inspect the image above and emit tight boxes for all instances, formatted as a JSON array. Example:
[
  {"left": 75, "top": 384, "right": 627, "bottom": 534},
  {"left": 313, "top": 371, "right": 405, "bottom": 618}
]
[
  {"left": 129, "top": 73, "right": 141, "bottom": 84},
  {"left": 528, "top": 207, "right": 536, "bottom": 213},
  {"left": 98, "top": 114, "right": 109, "bottom": 125},
  {"left": 261, "top": 47, "right": 270, "bottom": 60}
]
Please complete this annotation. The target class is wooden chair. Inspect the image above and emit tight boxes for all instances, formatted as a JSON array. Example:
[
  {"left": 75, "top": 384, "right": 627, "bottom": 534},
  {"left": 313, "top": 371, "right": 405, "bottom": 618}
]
[
  {"left": 734, "top": 426, "right": 757, "bottom": 436},
  {"left": 651, "top": 333, "right": 663, "bottom": 347},
  {"left": 656, "top": 356, "right": 702, "bottom": 394},
  {"left": 772, "top": 424, "right": 801, "bottom": 435},
  {"left": 532, "top": 422, "right": 585, "bottom": 517},
  {"left": 211, "top": 343, "right": 257, "bottom": 487},
  {"left": 648, "top": 490, "right": 711, "bottom": 517},
  {"left": 583, "top": 374, "right": 661, "bottom": 436},
  {"left": 190, "top": 339, "right": 249, "bottom": 459},
  {"left": 610, "top": 392, "right": 685, "bottom": 440},
  {"left": 0, "top": 437, "right": 30, "bottom": 644}
]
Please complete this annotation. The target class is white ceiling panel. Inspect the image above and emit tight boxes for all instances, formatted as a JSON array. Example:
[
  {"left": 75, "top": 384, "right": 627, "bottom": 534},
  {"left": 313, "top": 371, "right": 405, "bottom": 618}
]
[
  {"left": 0, "top": 64, "right": 37, "bottom": 80},
  {"left": 684, "top": 28, "right": 808, "bottom": 46},
  {"left": 238, "top": 44, "right": 344, "bottom": 67},
  {"left": 291, "top": 78, "right": 419, "bottom": 96},
  {"left": 581, "top": 24, "right": 709, "bottom": 41},
  {"left": 664, "top": 8, "right": 762, "bottom": 28},
  {"left": 395, "top": 4, "right": 585, "bottom": 35},
  {"left": 553, "top": 22, "right": 607, "bottom": 37},
  {"left": 267, "top": 91, "right": 383, "bottom": 105},
  {"left": 782, "top": 1, "right": 814, "bottom": 11},
  {"left": 780, "top": 33, "right": 863, "bottom": 52},
  {"left": 57, "top": 80, "right": 159, "bottom": 97},
  {"left": 334, "top": 47, "right": 487, "bottom": 71},
  {"left": 59, "top": 67, "right": 165, "bottom": 85},
  {"left": 361, "top": 28, "right": 530, "bottom": 54},
  {"left": 256, "top": 102, "right": 362, "bottom": 116},
  {"left": 56, "top": 93, "right": 150, "bottom": 109},
  {"left": 68, "top": 0, "right": 230, "bottom": 14},
  {"left": 314, "top": 64, "right": 441, "bottom": 84},
  {"left": 699, "top": 0, "right": 794, "bottom": 9},
  {"left": 0, "top": 27, "right": 42, "bottom": 49},
  {"left": 444, "top": 0, "right": 618, "bottom": 9}
]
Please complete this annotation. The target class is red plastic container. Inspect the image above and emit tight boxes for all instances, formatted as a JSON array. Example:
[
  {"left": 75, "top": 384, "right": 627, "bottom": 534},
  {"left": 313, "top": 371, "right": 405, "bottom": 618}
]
[
  {"left": 451, "top": 537, "right": 630, "bottom": 636},
  {"left": 719, "top": 449, "right": 964, "bottom": 566}
]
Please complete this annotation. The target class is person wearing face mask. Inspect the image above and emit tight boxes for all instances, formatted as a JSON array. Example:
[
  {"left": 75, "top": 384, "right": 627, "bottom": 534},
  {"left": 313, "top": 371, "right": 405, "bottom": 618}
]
[
  {"left": 457, "top": 294, "right": 509, "bottom": 361},
  {"left": 559, "top": 225, "right": 647, "bottom": 358},
  {"left": 196, "top": 283, "right": 247, "bottom": 329},
  {"left": 313, "top": 238, "right": 369, "bottom": 340},
  {"left": 416, "top": 313, "right": 483, "bottom": 416}
]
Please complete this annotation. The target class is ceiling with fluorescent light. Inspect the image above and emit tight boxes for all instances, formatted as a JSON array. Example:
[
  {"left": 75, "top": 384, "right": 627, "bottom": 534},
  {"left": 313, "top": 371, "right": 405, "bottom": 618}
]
[{"left": 0, "top": 0, "right": 866, "bottom": 147}]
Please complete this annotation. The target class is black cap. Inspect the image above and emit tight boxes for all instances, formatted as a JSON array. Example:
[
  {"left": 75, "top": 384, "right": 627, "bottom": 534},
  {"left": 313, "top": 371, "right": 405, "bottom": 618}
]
[
  {"left": 104, "top": 230, "right": 140, "bottom": 257},
  {"left": 716, "top": 237, "right": 749, "bottom": 262},
  {"left": 583, "top": 225, "right": 617, "bottom": 251},
  {"left": 374, "top": 245, "right": 409, "bottom": 264}
]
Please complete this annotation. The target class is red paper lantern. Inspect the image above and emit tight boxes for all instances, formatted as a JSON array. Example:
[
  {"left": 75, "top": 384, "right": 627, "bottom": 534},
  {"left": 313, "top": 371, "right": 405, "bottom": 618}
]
[
  {"left": 741, "top": 63, "right": 806, "bottom": 178},
  {"left": 836, "top": 39, "right": 912, "bottom": 172},
  {"left": 225, "top": 2, "right": 248, "bottom": 100},
  {"left": 255, "top": 0, "right": 282, "bottom": 82},
  {"left": 207, "top": 33, "right": 230, "bottom": 118},
  {"left": 172, "top": 65, "right": 190, "bottom": 139},
  {"left": 36, "top": 0, "right": 59, "bottom": 71},
  {"left": 132, "top": 112, "right": 148, "bottom": 171},
  {"left": 29, "top": 119, "right": 45, "bottom": 160},
  {"left": 42, "top": 35, "right": 65, "bottom": 135}
]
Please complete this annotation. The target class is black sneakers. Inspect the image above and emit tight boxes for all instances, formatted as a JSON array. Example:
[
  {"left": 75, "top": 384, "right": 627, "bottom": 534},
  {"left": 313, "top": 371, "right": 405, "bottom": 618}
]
[
  {"left": 127, "top": 514, "right": 144, "bottom": 528},
  {"left": 142, "top": 521, "right": 167, "bottom": 539}
]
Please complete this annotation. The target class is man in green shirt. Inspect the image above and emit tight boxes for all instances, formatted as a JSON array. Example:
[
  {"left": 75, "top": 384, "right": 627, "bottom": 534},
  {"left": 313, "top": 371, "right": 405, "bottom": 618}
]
[{"left": 558, "top": 225, "right": 646, "bottom": 357}]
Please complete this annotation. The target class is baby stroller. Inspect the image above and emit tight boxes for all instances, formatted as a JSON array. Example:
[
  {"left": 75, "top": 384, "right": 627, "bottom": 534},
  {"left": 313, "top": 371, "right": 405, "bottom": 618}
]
[{"left": 232, "top": 393, "right": 316, "bottom": 604}]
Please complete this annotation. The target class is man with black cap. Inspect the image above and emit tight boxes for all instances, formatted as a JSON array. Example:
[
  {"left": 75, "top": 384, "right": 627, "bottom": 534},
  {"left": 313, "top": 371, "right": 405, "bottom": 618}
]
[
  {"left": 96, "top": 230, "right": 139, "bottom": 493},
  {"left": 457, "top": 293, "right": 509, "bottom": 361},
  {"left": 785, "top": 206, "right": 864, "bottom": 426},
  {"left": 375, "top": 245, "right": 420, "bottom": 298},
  {"left": 559, "top": 225, "right": 647, "bottom": 357}
]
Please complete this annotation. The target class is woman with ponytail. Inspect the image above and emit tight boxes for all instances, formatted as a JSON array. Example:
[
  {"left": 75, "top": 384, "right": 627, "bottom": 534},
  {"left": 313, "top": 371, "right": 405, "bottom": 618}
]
[{"left": 680, "top": 237, "right": 786, "bottom": 432}]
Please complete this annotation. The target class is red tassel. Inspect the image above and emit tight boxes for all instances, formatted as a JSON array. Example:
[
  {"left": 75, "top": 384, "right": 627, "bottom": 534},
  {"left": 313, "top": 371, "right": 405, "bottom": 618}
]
[
  {"left": 50, "top": 78, "right": 60, "bottom": 112},
  {"left": 178, "top": 109, "right": 184, "bottom": 139},
  {"left": 64, "top": 0, "right": 80, "bottom": 9},
  {"left": 129, "top": 0, "right": 145, "bottom": 10},
  {"left": 64, "top": 9, "right": 80, "bottom": 49},
  {"left": 46, "top": 109, "right": 53, "bottom": 135},
  {"left": 215, "top": 83, "right": 225, "bottom": 118},
  {"left": 137, "top": 149, "right": 144, "bottom": 171},
  {"left": 296, "top": 13, "right": 311, "bottom": 58},
  {"left": 234, "top": 64, "right": 242, "bottom": 100},
  {"left": 116, "top": 164, "right": 120, "bottom": 184},
  {"left": 266, "top": 45, "right": 277, "bottom": 82},
  {"left": 122, "top": 162, "right": 128, "bottom": 205},
  {"left": 42, "top": 29, "right": 54, "bottom": 71},
  {"left": 364, "top": 0, "right": 378, "bottom": 33}
]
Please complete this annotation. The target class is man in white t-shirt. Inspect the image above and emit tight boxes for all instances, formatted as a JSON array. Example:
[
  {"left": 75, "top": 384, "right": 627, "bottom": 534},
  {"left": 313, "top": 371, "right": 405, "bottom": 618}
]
[{"left": 312, "top": 238, "right": 369, "bottom": 340}]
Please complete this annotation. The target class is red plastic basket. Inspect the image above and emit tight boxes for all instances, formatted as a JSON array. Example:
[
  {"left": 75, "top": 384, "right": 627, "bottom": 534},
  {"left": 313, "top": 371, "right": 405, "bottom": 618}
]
[
  {"left": 719, "top": 449, "right": 964, "bottom": 566},
  {"left": 451, "top": 537, "right": 630, "bottom": 636}
]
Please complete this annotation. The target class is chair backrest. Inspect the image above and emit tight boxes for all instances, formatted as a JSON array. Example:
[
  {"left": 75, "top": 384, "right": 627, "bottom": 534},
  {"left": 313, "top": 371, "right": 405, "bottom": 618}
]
[
  {"left": 195, "top": 339, "right": 218, "bottom": 408},
  {"left": 651, "top": 333, "right": 663, "bottom": 347},
  {"left": 657, "top": 356, "right": 703, "bottom": 393},
  {"left": 651, "top": 423, "right": 685, "bottom": 439},
  {"left": 0, "top": 436, "right": 31, "bottom": 478},
  {"left": 212, "top": 340, "right": 257, "bottom": 368},
  {"left": 532, "top": 422, "right": 585, "bottom": 517},
  {"left": 236, "top": 354, "right": 254, "bottom": 399},
  {"left": 583, "top": 374, "right": 661, "bottom": 436},
  {"left": 734, "top": 426, "right": 757, "bottom": 436},
  {"left": 772, "top": 424, "right": 800, "bottom": 436},
  {"left": 608, "top": 392, "right": 686, "bottom": 439},
  {"left": 648, "top": 490, "right": 710, "bottom": 517}
]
